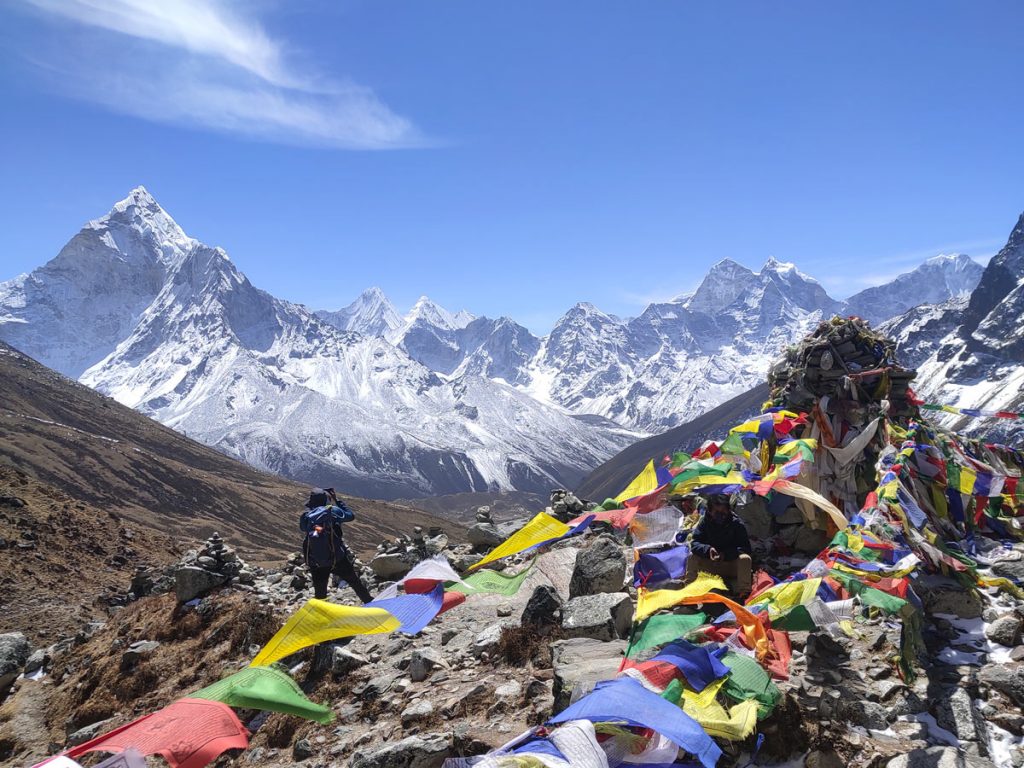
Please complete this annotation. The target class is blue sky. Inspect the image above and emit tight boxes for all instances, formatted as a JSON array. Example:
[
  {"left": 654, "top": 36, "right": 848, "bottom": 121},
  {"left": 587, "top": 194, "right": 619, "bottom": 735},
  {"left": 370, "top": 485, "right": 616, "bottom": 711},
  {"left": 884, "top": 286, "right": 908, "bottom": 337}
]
[{"left": 1, "top": 1, "right": 1023, "bottom": 333}]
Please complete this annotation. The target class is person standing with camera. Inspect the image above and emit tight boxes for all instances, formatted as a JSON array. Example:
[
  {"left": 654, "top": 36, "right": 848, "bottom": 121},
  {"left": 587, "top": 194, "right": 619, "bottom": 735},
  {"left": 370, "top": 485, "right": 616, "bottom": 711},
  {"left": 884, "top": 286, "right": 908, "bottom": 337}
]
[{"left": 299, "top": 487, "right": 374, "bottom": 603}]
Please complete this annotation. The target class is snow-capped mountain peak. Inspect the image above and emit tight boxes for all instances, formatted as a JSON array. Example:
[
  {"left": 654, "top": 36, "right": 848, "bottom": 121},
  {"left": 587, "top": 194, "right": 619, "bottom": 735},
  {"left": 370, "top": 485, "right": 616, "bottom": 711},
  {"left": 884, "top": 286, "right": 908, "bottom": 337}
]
[
  {"left": 760, "top": 257, "right": 819, "bottom": 285},
  {"left": 2, "top": 186, "right": 1013, "bottom": 501},
  {"left": 0, "top": 187, "right": 202, "bottom": 377},
  {"left": 843, "top": 253, "right": 984, "bottom": 325},
  {"left": 316, "top": 286, "right": 402, "bottom": 338},
  {"left": 401, "top": 295, "right": 475, "bottom": 332},
  {"left": 886, "top": 211, "right": 1024, "bottom": 447},
  {"left": 2, "top": 188, "right": 638, "bottom": 500},
  {"left": 684, "top": 259, "right": 758, "bottom": 314},
  {"left": 89, "top": 185, "right": 196, "bottom": 268}
]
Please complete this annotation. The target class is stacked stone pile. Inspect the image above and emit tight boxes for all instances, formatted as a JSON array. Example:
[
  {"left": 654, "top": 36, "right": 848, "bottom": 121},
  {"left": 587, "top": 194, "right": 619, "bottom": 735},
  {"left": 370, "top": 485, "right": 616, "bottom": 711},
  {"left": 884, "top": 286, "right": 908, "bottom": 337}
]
[
  {"left": 173, "top": 532, "right": 256, "bottom": 602},
  {"left": 769, "top": 316, "right": 918, "bottom": 417}
]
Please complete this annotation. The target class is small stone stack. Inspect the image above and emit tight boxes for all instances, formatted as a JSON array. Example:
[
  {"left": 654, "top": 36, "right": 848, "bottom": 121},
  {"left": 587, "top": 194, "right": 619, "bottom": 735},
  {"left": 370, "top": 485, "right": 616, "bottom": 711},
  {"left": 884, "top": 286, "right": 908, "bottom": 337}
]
[
  {"left": 173, "top": 532, "right": 254, "bottom": 602},
  {"left": 467, "top": 507, "right": 504, "bottom": 552},
  {"left": 369, "top": 524, "right": 454, "bottom": 581},
  {"left": 547, "top": 490, "right": 590, "bottom": 523}
]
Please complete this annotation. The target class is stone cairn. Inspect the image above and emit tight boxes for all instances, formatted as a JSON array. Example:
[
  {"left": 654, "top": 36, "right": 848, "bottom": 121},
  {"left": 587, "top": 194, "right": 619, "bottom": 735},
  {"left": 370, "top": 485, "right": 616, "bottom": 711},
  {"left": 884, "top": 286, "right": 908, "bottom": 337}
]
[
  {"left": 172, "top": 532, "right": 255, "bottom": 603},
  {"left": 547, "top": 489, "right": 590, "bottom": 523},
  {"left": 369, "top": 525, "right": 455, "bottom": 582}
]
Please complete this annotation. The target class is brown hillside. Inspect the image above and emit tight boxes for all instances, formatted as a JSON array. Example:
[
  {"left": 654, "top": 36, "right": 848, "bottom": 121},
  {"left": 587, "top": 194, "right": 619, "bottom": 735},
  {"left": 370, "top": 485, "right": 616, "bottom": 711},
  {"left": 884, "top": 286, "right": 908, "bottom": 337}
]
[
  {"left": 0, "top": 466, "right": 180, "bottom": 643},
  {"left": 0, "top": 343, "right": 463, "bottom": 561}
]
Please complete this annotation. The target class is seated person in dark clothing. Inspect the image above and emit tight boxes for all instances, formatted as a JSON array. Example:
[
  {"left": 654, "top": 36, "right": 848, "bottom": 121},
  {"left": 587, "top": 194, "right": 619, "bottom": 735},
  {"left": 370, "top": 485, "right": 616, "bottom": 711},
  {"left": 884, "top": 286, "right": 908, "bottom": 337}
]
[
  {"left": 684, "top": 492, "right": 752, "bottom": 597},
  {"left": 300, "top": 488, "right": 373, "bottom": 603}
]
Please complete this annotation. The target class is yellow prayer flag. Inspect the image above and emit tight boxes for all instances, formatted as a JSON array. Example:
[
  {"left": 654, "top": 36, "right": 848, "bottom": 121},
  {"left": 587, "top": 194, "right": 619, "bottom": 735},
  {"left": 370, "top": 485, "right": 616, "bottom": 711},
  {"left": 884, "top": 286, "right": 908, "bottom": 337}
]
[
  {"left": 771, "top": 480, "right": 848, "bottom": 530},
  {"left": 685, "top": 699, "right": 760, "bottom": 741},
  {"left": 681, "top": 677, "right": 725, "bottom": 711},
  {"left": 467, "top": 511, "right": 570, "bottom": 571},
  {"left": 635, "top": 574, "right": 727, "bottom": 622},
  {"left": 614, "top": 459, "right": 659, "bottom": 503},
  {"left": 747, "top": 577, "right": 822, "bottom": 616},
  {"left": 959, "top": 467, "right": 977, "bottom": 495},
  {"left": 681, "top": 677, "right": 759, "bottom": 740},
  {"left": 251, "top": 599, "right": 399, "bottom": 667}
]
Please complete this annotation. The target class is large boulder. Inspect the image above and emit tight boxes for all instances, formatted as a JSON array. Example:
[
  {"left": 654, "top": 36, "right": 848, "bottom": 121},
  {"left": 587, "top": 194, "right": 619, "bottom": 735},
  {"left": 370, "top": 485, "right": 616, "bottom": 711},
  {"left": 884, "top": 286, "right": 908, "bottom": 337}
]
[
  {"left": 551, "top": 637, "right": 627, "bottom": 713},
  {"left": 0, "top": 633, "right": 30, "bottom": 696},
  {"left": 991, "top": 554, "right": 1024, "bottom": 582},
  {"left": 979, "top": 664, "right": 1024, "bottom": 707},
  {"left": 985, "top": 614, "right": 1022, "bottom": 647},
  {"left": 569, "top": 534, "right": 626, "bottom": 598},
  {"left": 561, "top": 593, "right": 633, "bottom": 641},
  {"left": 174, "top": 566, "right": 228, "bottom": 602},
  {"left": 349, "top": 733, "right": 451, "bottom": 768},
  {"left": 917, "top": 574, "right": 983, "bottom": 619},
  {"left": 936, "top": 687, "right": 988, "bottom": 750},
  {"left": 521, "top": 585, "right": 563, "bottom": 630},
  {"left": 467, "top": 523, "right": 504, "bottom": 552},
  {"left": 370, "top": 553, "right": 411, "bottom": 581}
]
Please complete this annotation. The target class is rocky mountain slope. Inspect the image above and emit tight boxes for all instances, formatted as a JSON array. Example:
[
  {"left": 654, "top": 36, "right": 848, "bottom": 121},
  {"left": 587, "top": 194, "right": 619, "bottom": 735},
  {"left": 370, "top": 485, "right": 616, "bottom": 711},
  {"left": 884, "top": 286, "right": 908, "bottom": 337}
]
[
  {"left": 882, "top": 213, "right": 1024, "bottom": 445},
  {"left": 0, "top": 189, "right": 637, "bottom": 500},
  {"left": 0, "top": 341, "right": 461, "bottom": 559},
  {"left": 0, "top": 466, "right": 180, "bottom": 644},
  {"left": 845, "top": 254, "right": 983, "bottom": 326},
  {"left": 2, "top": 519, "right": 1022, "bottom": 768}
]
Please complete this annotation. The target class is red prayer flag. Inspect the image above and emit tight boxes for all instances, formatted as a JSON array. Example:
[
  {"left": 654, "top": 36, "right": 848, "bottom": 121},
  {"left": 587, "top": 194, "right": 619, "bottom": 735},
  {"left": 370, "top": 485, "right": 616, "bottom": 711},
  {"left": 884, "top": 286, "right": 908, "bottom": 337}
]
[{"left": 67, "top": 699, "right": 248, "bottom": 768}]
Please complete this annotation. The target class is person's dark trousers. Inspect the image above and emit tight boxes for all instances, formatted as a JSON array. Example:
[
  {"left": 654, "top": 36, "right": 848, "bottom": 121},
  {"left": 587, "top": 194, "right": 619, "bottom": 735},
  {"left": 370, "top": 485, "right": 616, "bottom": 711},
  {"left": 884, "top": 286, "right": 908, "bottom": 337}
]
[
  {"left": 310, "top": 561, "right": 373, "bottom": 603},
  {"left": 310, "top": 566, "right": 333, "bottom": 600},
  {"left": 333, "top": 556, "right": 374, "bottom": 604}
]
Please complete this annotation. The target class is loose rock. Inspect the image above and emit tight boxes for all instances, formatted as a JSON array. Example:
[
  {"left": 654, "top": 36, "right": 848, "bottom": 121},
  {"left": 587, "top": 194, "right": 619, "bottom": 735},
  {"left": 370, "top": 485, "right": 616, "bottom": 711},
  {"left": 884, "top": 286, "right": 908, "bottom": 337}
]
[
  {"left": 561, "top": 593, "right": 632, "bottom": 641},
  {"left": 568, "top": 534, "right": 626, "bottom": 597}
]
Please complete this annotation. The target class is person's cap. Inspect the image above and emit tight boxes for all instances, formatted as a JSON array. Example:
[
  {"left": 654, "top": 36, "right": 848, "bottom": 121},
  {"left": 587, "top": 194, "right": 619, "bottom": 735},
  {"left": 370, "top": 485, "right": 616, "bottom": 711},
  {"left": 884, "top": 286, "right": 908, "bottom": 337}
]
[
  {"left": 306, "top": 488, "right": 329, "bottom": 509},
  {"left": 709, "top": 493, "right": 730, "bottom": 506}
]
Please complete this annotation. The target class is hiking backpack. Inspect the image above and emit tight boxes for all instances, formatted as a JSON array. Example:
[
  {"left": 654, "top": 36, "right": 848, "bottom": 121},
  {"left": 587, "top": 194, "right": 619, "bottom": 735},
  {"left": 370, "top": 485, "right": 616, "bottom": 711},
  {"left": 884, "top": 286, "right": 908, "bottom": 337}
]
[{"left": 302, "top": 506, "right": 344, "bottom": 569}]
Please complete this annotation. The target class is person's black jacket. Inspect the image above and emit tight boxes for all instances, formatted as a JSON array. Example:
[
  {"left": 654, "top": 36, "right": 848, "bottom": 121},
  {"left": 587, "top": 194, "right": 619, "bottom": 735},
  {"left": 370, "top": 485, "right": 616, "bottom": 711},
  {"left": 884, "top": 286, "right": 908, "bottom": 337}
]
[{"left": 690, "top": 512, "right": 751, "bottom": 561}]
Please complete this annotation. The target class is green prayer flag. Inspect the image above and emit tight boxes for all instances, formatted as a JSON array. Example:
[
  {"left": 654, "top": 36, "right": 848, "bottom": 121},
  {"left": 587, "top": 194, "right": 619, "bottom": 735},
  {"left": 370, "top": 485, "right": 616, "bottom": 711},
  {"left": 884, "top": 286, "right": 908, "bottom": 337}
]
[
  {"left": 720, "top": 651, "right": 780, "bottom": 719},
  {"left": 859, "top": 586, "right": 907, "bottom": 614},
  {"left": 626, "top": 612, "right": 708, "bottom": 659},
  {"left": 660, "top": 677, "right": 684, "bottom": 705},
  {"left": 720, "top": 433, "right": 746, "bottom": 456},
  {"left": 449, "top": 562, "right": 535, "bottom": 596},
  {"left": 670, "top": 452, "right": 692, "bottom": 468},
  {"left": 191, "top": 666, "right": 334, "bottom": 724},
  {"left": 828, "top": 570, "right": 907, "bottom": 614},
  {"left": 771, "top": 605, "right": 815, "bottom": 632}
]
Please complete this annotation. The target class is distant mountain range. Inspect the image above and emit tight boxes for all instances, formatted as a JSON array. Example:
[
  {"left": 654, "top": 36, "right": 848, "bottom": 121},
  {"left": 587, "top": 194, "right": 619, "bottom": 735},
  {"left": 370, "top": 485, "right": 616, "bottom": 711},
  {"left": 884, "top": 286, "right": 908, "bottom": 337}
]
[
  {"left": 0, "top": 187, "right": 1002, "bottom": 499},
  {"left": 317, "top": 252, "right": 981, "bottom": 436}
]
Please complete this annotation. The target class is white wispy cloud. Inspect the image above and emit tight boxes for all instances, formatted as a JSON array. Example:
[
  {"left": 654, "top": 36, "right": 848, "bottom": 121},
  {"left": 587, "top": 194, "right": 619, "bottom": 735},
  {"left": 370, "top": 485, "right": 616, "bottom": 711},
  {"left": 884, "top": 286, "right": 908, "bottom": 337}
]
[{"left": 16, "top": 0, "right": 424, "bottom": 148}]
